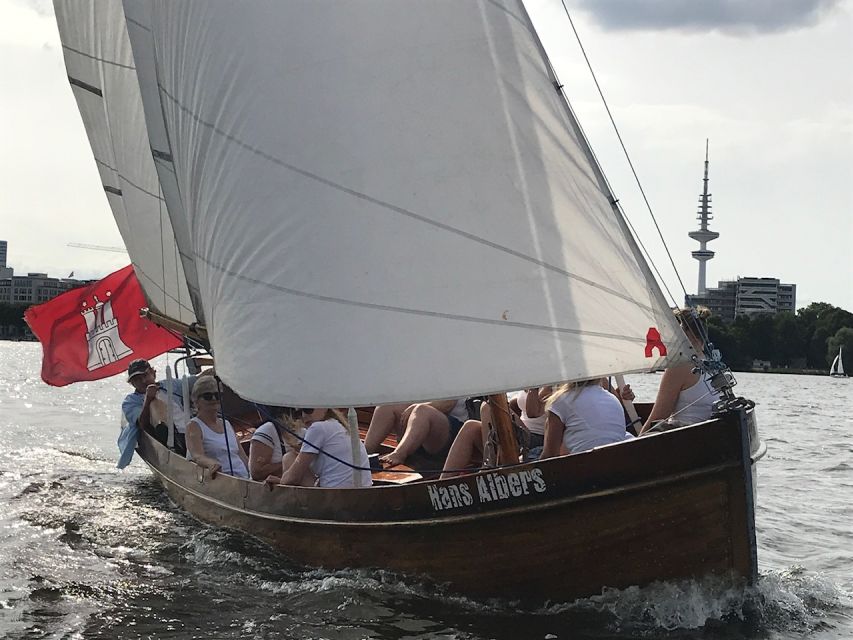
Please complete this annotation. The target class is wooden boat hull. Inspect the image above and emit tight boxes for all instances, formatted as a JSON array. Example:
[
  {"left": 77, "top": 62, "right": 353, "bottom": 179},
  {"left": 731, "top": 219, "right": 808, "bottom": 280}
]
[{"left": 137, "top": 407, "right": 762, "bottom": 602}]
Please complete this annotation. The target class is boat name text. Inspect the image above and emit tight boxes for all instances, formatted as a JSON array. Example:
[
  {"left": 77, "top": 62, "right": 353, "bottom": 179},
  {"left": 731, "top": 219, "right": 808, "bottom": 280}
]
[{"left": 427, "top": 469, "right": 546, "bottom": 511}]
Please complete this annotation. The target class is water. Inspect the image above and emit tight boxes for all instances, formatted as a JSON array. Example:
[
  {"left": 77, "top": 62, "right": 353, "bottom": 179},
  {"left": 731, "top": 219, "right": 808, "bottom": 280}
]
[{"left": 1, "top": 341, "right": 850, "bottom": 639}]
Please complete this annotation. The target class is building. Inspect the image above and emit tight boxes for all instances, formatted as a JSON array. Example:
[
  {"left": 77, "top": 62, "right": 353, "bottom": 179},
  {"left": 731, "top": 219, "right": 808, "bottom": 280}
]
[
  {"left": 688, "top": 277, "right": 797, "bottom": 322},
  {"left": 0, "top": 242, "right": 92, "bottom": 306},
  {"left": 0, "top": 273, "right": 83, "bottom": 305},
  {"left": 0, "top": 241, "right": 10, "bottom": 279}
]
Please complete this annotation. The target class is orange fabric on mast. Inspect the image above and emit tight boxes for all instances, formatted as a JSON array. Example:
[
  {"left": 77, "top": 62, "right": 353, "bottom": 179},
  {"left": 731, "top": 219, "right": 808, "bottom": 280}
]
[{"left": 24, "top": 265, "right": 182, "bottom": 386}]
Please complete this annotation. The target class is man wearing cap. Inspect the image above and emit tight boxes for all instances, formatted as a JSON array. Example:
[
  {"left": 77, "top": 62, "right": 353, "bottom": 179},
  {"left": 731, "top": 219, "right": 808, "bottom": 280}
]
[{"left": 118, "top": 358, "right": 199, "bottom": 469}]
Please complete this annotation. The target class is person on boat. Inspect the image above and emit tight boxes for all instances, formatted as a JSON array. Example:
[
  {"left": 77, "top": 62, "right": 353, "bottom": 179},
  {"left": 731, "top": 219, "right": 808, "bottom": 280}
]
[
  {"left": 439, "top": 387, "right": 553, "bottom": 479},
  {"left": 640, "top": 306, "right": 720, "bottom": 434},
  {"left": 265, "top": 408, "right": 372, "bottom": 488},
  {"left": 118, "top": 358, "right": 203, "bottom": 468},
  {"left": 365, "top": 399, "right": 468, "bottom": 468},
  {"left": 540, "top": 379, "right": 634, "bottom": 458},
  {"left": 248, "top": 407, "right": 305, "bottom": 481},
  {"left": 185, "top": 376, "right": 250, "bottom": 479}
]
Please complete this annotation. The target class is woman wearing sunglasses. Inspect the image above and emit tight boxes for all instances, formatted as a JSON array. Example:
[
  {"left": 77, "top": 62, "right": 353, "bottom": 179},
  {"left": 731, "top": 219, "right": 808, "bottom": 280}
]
[{"left": 185, "top": 376, "right": 250, "bottom": 479}]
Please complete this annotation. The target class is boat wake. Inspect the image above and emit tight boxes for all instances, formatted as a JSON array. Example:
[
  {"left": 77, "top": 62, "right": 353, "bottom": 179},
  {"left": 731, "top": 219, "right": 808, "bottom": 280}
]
[
  {"left": 540, "top": 568, "right": 848, "bottom": 635},
  {"left": 246, "top": 559, "right": 850, "bottom": 637},
  {"left": 2, "top": 463, "right": 851, "bottom": 639}
]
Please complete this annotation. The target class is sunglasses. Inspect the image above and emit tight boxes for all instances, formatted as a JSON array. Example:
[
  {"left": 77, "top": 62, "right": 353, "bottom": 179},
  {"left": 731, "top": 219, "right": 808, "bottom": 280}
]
[
  {"left": 292, "top": 408, "right": 315, "bottom": 417},
  {"left": 199, "top": 392, "right": 221, "bottom": 401}
]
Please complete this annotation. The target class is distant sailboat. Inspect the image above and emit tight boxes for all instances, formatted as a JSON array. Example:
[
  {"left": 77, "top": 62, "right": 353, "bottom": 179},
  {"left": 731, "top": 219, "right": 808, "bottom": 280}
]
[{"left": 830, "top": 346, "right": 847, "bottom": 378}]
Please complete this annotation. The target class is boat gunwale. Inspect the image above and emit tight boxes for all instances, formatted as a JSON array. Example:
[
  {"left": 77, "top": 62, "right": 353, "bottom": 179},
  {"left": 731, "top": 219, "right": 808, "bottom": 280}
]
[
  {"left": 137, "top": 409, "right": 759, "bottom": 525},
  {"left": 142, "top": 453, "right": 741, "bottom": 527}
]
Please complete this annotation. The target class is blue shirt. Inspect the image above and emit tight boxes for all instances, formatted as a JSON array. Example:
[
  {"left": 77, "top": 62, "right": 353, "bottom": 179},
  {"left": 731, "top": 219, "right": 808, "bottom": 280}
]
[{"left": 117, "top": 377, "right": 195, "bottom": 469}]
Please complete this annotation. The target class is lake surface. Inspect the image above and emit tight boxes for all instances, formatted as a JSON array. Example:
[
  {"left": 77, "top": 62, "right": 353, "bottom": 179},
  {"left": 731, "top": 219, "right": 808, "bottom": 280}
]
[{"left": 0, "top": 341, "right": 851, "bottom": 639}]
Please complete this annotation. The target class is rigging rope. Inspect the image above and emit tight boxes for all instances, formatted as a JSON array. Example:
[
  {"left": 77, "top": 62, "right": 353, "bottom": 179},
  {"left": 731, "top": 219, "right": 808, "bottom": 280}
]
[{"left": 559, "top": 2, "right": 690, "bottom": 305}]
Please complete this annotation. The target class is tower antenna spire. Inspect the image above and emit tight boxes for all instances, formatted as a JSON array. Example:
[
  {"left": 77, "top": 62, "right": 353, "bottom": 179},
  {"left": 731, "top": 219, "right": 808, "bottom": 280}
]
[{"left": 688, "top": 139, "right": 719, "bottom": 295}]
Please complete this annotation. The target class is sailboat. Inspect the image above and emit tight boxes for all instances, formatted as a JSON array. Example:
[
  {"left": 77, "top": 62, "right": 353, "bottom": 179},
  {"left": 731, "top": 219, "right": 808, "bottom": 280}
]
[
  {"left": 51, "top": 1, "right": 763, "bottom": 601},
  {"left": 830, "top": 346, "right": 847, "bottom": 378}
]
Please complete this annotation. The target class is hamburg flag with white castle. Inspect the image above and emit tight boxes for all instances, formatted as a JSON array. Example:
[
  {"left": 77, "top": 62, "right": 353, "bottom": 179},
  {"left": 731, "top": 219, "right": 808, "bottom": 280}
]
[{"left": 25, "top": 265, "right": 182, "bottom": 386}]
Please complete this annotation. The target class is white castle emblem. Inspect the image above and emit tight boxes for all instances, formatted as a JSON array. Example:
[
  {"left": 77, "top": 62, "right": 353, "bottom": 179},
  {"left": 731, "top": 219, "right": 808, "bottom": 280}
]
[{"left": 81, "top": 291, "right": 133, "bottom": 371}]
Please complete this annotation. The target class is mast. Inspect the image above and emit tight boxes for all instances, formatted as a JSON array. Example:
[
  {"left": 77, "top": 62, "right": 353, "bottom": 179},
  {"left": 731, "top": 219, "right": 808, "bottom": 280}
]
[{"left": 688, "top": 140, "right": 720, "bottom": 295}]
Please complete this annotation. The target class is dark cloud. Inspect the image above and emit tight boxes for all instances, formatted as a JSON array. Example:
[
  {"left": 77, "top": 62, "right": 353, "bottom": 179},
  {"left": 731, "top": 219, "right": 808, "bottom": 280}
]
[{"left": 573, "top": 0, "right": 844, "bottom": 35}]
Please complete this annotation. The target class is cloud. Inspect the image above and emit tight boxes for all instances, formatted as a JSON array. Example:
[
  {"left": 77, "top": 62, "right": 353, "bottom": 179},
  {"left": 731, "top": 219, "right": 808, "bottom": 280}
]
[
  {"left": 573, "top": 0, "right": 844, "bottom": 35},
  {"left": 13, "top": 0, "right": 53, "bottom": 17}
]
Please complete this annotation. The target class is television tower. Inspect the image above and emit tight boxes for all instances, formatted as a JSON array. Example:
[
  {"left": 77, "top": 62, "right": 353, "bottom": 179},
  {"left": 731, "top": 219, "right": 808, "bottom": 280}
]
[{"left": 688, "top": 140, "right": 719, "bottom": 295}]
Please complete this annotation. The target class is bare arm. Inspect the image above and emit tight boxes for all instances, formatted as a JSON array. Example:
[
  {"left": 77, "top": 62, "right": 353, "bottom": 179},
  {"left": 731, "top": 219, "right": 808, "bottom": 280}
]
[
  {"left": 137, "top": 384, "right": 159, "bottom": 429},
  {"left": 185, "top": 421, "right": 222, "bottom": 476},
  {"left": 281, "top": 451, "right": 318, "bottom": 487},
  {"left": 640, "top": 366, "right": 689, "bottom": 434},
  {"left": 248, "top": 441, "right": 281, "bottom": 481},
  {"left": 540, "top": 411, "right": 565, "bottom": 459},
  {"left": 235, "top": 434, "right": 250, "bottom": 469},
  {"left": 524, "top": 387, "right": 552, "bottom": 419}
]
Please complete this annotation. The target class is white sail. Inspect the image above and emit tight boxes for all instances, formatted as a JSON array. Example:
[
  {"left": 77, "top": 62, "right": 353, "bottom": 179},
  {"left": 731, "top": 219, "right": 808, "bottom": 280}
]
[
  {"left": 53, "top": 0, "right": 201, "bottom": 325},
  {"left": 120, "top": 0, "right": 694, "bottom": 406},
  {"left": 830, "top": 347, "right": 845, "bottom": 376}
]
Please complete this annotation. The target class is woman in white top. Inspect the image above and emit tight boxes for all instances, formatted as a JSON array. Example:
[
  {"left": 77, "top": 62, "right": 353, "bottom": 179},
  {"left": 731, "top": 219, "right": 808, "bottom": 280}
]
[
  {"left": 267, "top": 408, "right": 372, "bottom": 488},
  {"left": 248, "top": 408, "right": 306, "bottom": 481},
  {"left": 541, "top": 379, "right": 633, "bottom": 458},
  {"left": 185, "top": 376, "right": 250, "bottom": 479},
  {"left": 640, "top": 307, "right": 720, "bottom": 434}
]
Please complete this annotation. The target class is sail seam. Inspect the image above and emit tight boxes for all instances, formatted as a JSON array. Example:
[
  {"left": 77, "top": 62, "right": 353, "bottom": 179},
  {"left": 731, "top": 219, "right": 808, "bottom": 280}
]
[
  {"left": 132, "top": 262, "right": 196, "bottom": 316},
  {"left": 61, "top": 44, "right": 136, "bottom": 70},
  {"left": 94, "top": 159, "right": 166, "bottom": 202},
  {"left": 192, "top": 252, "right": 644, "bottom": 344},
  {"left": 155, "top": 83, "right": 655, "bottom": 315}
]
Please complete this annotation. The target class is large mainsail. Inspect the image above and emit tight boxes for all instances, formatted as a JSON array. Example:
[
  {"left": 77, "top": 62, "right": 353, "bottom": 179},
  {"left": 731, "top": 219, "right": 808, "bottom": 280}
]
[
  {"left": 117, "top": 0, "right": 692, "bottom": 406},
  {"left": 53, "top": 0, "right": 202, "bottom": 326}
]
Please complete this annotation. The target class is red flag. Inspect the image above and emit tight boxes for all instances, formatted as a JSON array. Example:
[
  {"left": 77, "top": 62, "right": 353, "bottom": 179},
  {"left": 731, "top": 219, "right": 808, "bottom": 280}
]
[{"left": 24, "top": 265, "right": 182, "bottom": 386}]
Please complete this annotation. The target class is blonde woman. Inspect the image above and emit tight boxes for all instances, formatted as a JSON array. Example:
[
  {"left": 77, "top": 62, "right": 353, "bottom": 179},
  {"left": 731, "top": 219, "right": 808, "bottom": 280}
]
[
  {"left": 540, "top": 379, "right": 633, "bottom": 459},
  {"left": 266, "top": 408, "right": 372, "bottom": 488},
  {"left": 185, "top": 376, "right": 250, "bottom": 479},
  {"left": 640, "top": 307, "right": 719, "bottom": 434}
]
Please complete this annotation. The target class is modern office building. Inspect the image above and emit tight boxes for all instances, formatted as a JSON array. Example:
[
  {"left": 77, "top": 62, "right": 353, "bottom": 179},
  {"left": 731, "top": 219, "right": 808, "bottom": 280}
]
[
  {"left": 0, "top": 273, "right": 78, "bottom": 305},
  {"left": 0, "top": 242, "right": 91, "bottom": 306},
  {"left": 688, "top": 277, "right": 796, "bottom": 322}
]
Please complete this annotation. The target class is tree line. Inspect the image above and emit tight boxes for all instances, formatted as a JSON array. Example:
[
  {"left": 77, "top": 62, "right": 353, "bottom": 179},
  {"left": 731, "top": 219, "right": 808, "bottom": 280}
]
[
  {"left": 0, "top": 304, "right": 29, "bottom": 334},
  {"left": 707, "top": 302, "right": 853, "bottom": 372}
]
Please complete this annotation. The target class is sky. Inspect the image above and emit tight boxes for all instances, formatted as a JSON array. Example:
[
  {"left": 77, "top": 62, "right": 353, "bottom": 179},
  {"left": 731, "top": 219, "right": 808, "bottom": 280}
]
[{"left": 0, "top": 0, "right": 851, "bottom": 311}]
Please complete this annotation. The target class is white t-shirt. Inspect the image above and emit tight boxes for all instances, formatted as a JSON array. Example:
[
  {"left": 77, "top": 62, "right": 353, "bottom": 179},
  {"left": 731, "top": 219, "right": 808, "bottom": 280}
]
[
  {"left": 548, "top": 385, "right": 633, "bottom": 454},
  {"left": 250, "top": 422, "right": 284, "bottom": 464},
  {"left": 448, "top": 398, "right": 469, "bottom": 423},
  {"left": 301, "top": 419, "right": 373, "bottom": 488},
  {"left": 515, "top": 389, "right": 546, "bottom": 436}
]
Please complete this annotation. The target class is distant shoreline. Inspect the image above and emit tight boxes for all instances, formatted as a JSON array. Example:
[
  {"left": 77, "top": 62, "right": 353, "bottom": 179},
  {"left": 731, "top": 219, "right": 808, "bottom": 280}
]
[{"left": 732, "top": 367, "right": 828, "bottom": 376}]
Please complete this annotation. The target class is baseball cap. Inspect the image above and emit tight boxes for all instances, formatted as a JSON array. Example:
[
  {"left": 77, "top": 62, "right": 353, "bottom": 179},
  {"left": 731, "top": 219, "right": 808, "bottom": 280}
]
[{"left": 127, "top": 359, "right": 151, "bottom": 382}]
